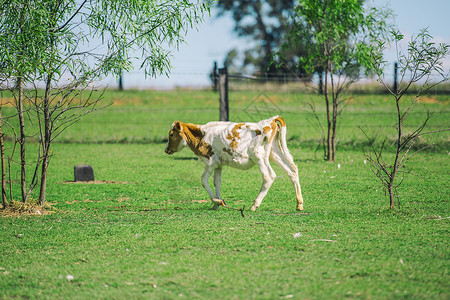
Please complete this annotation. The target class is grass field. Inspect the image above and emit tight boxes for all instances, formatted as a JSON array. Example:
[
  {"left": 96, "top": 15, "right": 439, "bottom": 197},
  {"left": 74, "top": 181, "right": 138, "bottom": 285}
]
[{"left": 0, "top": 89, "right": 449, "bottom": 299}]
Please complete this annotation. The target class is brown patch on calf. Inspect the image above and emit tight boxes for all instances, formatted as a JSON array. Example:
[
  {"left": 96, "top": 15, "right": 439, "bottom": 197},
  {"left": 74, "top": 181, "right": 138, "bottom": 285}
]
[
  {"left": 254, "top": 129, "right": 261, "bottom": 136},
  {"left": 179, "top": 123, "right": 213, "bottom": 158},
  {"left": 260, "top": 118, "right": 284, "bottom": 145},
  {"left": 268, "top": 119, "right": 279, "bottom": 143},
  {"left": 226, "top": 123, "right": 244, "bottom": 149},
  {"left": 271, "top": 120, "right": 278, "bottom": 131},
  {"left": 272, "top": 116, "right": 286, "bottom": 127},
  {"left": 267, "top": 116, "right": 287, "bottom": 144},
  {"left": 263, "top": 126, "right": 271, "bottom": 134}
]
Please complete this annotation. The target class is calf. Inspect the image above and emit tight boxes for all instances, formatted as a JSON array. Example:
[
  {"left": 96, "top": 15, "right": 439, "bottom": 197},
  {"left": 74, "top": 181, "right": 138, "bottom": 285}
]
[{"left": 165, "top": 116, "right": 304, "bottom": 211}]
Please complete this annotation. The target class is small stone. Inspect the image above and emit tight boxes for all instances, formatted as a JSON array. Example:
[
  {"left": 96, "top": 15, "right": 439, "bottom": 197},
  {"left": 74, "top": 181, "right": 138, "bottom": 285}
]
[{"left": 74, "top": 165, "right": 94, "bottom": 182}]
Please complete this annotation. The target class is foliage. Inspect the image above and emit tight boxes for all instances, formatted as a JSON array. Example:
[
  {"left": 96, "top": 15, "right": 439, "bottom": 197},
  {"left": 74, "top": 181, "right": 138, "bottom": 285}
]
[
  {"left": 0, "top": 0, "right": 211, "bottom": 205},
  {"left": 277, "top": 0, "right": 394, "bottom": 161},
  {"left": 363, "top": 29, "right": 449, "bottom": 209},
  {"left": 216, "top": 0, "right": 301, "bottom": 76},
  {"left": 0, "top": 0, "right": 211, "bottom": 82},
  {"left": 285, "top": 0, "right": 393, "bottom": 78}
]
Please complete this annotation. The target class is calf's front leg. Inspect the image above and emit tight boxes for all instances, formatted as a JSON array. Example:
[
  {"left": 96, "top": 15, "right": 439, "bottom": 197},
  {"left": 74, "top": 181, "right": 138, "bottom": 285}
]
[
  {"left": 250, "top": 159, "right": 276, "bottom": 211},
  {"left": 201, "top": 167, "right": 224, "bottom": 209}
]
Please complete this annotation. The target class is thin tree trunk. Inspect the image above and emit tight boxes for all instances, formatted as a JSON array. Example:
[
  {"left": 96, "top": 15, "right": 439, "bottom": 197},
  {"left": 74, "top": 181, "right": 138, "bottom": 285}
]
[
  {"left": 254, "top": 3, "right": 273, "bottom": 75},
  {"left": 39, "top": 75, "right": 52, "bottom": 206},
  {"left": 388, "top": 97, "right": 403, "bottom": 209},
  {"left": 331, "top": 109, "right": 337, "bottom": 161},
  {"left": 38, "top": 5, "right": 59, "bottom": 205},
  {"left": 0, "top": 107, "right": 7, "bottom": 208},
  {"left": 330, "top": 66, "right": 337, "bottom": 162},
  {"left": 324, "top": 66, "right": 332, "bottom": 161},
  {"left": 318, "top": 69, "right": 324, "bottom": 95},
  {"left": 16, "top": 2, "right": 27, "bottom": 203},
  {"left": 388, "top": 183, "right": 395, "bottom": 209},
  {"left": 39, "top": 155, "right": 49, "bottom": 206},
  {"left": 17, "top": 77, "right": 27, "bottom": 203}
]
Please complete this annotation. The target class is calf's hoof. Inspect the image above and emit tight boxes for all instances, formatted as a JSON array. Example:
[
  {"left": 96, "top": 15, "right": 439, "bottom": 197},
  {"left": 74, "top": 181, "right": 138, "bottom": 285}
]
[
  {"left": 296, "top": 204, "right": 304, "bottom": 211},
  {"left": 212, "top": 198, "right": 225, "bottom": 206},
  {"left": 250, "top": 205, "right": 258, "bottom": 211},
  {"left": 211, "top": 198, "right": 226, "bottom": 210}
]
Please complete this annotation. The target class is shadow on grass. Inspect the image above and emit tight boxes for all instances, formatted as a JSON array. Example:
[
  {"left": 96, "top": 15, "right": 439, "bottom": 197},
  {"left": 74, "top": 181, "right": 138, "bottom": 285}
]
[
  {"left": 173, "top": 157, "right": 199, "bottom": 161},
  {"left": 106, "top": 204, "right": 253, "bottom": 218}
]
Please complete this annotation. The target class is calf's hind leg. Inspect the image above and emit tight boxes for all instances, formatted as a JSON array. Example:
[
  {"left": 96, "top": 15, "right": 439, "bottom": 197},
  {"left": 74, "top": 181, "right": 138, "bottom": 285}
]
[
  {"left": 250, "top": 158, "right": 276, "bottom": 211},
  {"left": 270, "top": 146, "right": 304, "bottom": 211}
]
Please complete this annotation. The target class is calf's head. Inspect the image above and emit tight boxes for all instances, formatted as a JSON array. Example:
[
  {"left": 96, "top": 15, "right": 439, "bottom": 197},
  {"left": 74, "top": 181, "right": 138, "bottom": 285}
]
[{"left": 165, "top": 121, "right": 186, "bottom": 155}]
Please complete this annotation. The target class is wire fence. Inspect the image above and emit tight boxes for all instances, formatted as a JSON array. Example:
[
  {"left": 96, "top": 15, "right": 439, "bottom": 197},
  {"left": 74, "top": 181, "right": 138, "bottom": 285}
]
[{"left": 109, "top": 69, "right": 450, "bottom": 96}]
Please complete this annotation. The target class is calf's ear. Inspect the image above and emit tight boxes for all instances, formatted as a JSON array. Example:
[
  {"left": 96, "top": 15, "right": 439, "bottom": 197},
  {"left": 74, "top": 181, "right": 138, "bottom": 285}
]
[{"left": 173, "top": 121, "right": 182, "bottom": 131}]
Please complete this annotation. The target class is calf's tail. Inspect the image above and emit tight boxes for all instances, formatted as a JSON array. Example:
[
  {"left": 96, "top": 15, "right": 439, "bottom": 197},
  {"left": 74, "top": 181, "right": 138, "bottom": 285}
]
[{"left": 273, "top": 116, "right": 296, "bottom": 168}]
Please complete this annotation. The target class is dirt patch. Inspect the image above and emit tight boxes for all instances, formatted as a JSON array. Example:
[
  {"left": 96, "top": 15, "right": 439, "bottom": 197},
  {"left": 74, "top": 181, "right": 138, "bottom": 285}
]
[
  {"left": 60, "top": 180, "right": 129, "bottom": 184},
  {"left": 0, "top": 98, "right": 16, "bottom": 106},
  {"left": 192, "top": 199, "right": 210, "bottom": 204},
  {"left": 419, "top": 96, "right": 443, "bottom": 104},
  {"left": 0, "top": 201, "right": 55, "bottom": 217},
  {"left": 272, "top": 212, "right": 311, "bottom": 216},
  {"left": 112, "top": 97, "right": 142, "bottom": 106}
]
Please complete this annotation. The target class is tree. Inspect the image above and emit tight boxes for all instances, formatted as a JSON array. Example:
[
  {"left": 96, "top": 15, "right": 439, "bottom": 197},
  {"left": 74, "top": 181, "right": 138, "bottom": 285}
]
[
  {"left": 216, "top": 0, "right": 302, "bottom": 76},
  {"left": 0, "top": 0, "right": 211, "bottom": 207},
  {"left": 279, "top": 0, "right": 393, "bottom": 161},
  {"left": 362, "top": 29, "right": 449, "bottom": 209}
]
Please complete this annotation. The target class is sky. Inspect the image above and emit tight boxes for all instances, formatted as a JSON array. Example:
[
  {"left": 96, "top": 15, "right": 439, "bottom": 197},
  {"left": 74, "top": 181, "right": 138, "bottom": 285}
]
[{"left": 103, "top": 0, "right": 450, "bottom": 90}]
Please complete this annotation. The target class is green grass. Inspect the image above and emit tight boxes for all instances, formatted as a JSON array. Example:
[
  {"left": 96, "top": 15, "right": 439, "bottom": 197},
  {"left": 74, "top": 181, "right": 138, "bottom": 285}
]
[{"left": 0, "top": 89, "right": 449, "bottom": 299}]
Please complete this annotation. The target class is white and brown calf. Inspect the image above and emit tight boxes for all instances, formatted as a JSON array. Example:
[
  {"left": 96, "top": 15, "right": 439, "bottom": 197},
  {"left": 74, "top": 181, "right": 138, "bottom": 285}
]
[{"left": 165, "top": 116, "right": 304, "bottom": 211}]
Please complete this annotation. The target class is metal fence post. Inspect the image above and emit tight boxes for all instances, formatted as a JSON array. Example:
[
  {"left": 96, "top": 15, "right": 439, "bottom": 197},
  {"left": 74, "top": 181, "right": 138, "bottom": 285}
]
[{"left": 219, "top": 67, "right": 229, "bottom": 121}]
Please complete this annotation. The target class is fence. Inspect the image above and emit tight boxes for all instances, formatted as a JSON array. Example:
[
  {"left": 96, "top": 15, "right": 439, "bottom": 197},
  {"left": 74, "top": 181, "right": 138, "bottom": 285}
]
[
  {"left": 207, "top": 65, "right": 448, "bottom": 154},
  {"left": 213, "top": 65, "right": 450, "bottom": 122}
]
